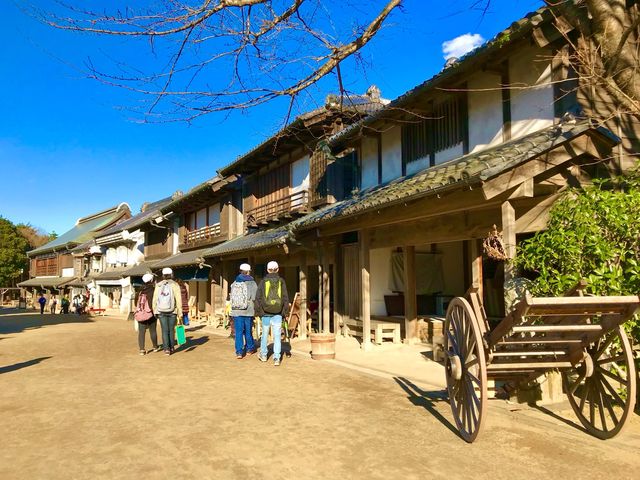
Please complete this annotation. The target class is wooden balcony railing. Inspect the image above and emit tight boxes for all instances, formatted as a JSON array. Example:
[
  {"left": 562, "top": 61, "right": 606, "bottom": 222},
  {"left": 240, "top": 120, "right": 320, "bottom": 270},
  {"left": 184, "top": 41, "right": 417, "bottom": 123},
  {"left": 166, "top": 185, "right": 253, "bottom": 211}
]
[
  {"left": 246, "top": 190, "right": 309, "bottom": 226},
  {"left": 183, "top": 223, "right": 222, "bottom": 246}
]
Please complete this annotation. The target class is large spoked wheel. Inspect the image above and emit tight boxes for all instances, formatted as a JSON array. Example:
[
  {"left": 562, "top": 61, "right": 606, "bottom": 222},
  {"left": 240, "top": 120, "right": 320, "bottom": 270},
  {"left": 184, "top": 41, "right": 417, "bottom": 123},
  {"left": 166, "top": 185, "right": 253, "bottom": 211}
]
[
  {"left": 444, "top": 297, "right": 488, "bottom": 443},
  {"left": 562, "top": 325, "right": 636, "bottom": 439}
]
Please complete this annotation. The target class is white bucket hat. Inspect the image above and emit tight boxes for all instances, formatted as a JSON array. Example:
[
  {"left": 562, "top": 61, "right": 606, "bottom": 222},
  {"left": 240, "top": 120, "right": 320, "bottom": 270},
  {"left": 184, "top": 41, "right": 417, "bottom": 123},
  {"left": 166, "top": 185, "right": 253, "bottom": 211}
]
[
  {"left": 142, "top": 273, "right": 154, "bottom": 284},
  {"left": 162, "top": 267, "right": 173, "bottom": 276},
  {"left": 239, "top": 263, "right": 251, "bottom": 272},
  {"left": 267, "top": 261, "right": 279, "bottom": 271}
]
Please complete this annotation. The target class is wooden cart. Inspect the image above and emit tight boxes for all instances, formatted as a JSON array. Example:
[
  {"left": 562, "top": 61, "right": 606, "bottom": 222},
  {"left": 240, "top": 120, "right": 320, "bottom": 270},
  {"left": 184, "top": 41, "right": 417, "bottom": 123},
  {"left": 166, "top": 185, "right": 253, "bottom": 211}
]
[{"left": 444, "top": 284, "right": 639, "bottom": 442}]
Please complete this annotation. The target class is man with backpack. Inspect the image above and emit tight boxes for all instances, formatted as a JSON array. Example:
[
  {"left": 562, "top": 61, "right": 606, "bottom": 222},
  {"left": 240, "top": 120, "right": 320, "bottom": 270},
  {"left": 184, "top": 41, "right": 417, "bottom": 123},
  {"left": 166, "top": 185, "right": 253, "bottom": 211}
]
[
  {"left": 255, "top": 261, "right": 289, "bottom": 366},
  {"left": 229, "top": 263, "right": 258, "bottom": 359},
  {"left": 152, "top": 267, "right": 183, "bottom": 356}
]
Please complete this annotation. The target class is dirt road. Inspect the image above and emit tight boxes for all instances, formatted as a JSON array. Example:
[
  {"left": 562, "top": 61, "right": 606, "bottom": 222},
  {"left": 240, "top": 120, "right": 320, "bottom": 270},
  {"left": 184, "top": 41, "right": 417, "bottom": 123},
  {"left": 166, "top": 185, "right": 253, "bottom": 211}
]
[{"left": 1, "top": 310, "right": 638, "bottom": 479}]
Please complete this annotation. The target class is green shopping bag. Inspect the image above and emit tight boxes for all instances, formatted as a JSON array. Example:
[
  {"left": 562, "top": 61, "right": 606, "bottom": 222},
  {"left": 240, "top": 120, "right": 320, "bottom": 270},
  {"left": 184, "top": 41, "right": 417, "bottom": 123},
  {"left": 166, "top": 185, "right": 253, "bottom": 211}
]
[{"left": 175, "top": 324, "right": 186, "bottom": 346}]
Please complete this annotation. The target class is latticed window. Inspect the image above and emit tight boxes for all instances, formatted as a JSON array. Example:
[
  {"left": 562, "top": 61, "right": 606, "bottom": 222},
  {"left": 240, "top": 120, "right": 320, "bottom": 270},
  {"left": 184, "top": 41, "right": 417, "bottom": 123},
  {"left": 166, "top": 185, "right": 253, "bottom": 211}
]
[{"left": 401, "top": 96, "right": 465, "bottom": 170}]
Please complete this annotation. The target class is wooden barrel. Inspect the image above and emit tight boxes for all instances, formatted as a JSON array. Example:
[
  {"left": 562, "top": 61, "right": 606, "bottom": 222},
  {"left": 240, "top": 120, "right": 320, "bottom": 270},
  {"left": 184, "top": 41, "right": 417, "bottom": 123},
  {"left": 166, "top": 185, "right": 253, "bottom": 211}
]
[{"left": 310, "top": 333, "right": 336, "bottom": 360}]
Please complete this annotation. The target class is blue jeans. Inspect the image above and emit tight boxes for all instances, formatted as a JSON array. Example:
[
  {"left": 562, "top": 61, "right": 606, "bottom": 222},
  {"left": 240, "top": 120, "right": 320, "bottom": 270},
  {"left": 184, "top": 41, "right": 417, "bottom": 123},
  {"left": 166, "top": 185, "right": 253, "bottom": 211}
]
[
  {"left": 182, "top": 312, "right": 190, "bottom": 326},
  {"left": 260, "top": 314, "right": 282, "bottom": 361},
  {"left": 158, "top": 313, "right": 177, "bottom": 351},
  {"left": 233, "top": 316, "right": 255, "bottom": 355}
]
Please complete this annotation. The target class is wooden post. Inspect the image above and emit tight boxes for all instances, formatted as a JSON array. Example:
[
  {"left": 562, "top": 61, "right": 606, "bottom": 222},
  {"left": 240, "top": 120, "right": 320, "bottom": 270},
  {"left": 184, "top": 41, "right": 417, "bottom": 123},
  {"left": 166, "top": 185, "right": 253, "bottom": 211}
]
[
  {"left": 360, "top": 229, "right": 372, "bottom": 351},
  {"left": 470, "top": 239, "right": 483, "bottom": 299},
  {"left": 221, "top": 261, "right": 229, "bottom": 306},
  {"left": 299, "top": 257, "right": 308, "bottom": 339},
  {"left": 502, "top": 201, "right": 516, "bottom": 312},
  {"left": 322, "top": 253, "right": 330, "bottom": 334},
  {"left": 332, "top": 243, "right": 341, "bottom": 335},
  {"left": 403, "top": 245, "right": 418, "bottom": 344}
]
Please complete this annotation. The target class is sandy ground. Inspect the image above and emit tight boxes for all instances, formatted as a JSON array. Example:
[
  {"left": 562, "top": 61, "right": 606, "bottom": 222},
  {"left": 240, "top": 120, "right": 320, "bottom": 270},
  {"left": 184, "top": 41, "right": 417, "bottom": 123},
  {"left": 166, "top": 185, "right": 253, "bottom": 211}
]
[{"left": 1, "top": 310, "right": 639, "bottom": 480}]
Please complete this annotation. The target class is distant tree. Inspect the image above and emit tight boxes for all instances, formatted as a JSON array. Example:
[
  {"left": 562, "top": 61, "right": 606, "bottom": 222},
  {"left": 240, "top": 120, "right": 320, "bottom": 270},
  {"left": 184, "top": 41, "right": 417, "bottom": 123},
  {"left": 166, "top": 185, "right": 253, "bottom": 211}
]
[
  {"left": 17, "top": 223, "right": 57, "bottom": 249},
  {"left": 0, "top": 217, "right": 30, "bottom": 287}
]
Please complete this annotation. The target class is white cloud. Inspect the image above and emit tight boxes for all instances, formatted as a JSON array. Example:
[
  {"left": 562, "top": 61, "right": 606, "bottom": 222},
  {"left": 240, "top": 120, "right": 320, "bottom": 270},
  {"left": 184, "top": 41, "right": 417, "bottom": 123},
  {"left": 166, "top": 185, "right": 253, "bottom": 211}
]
[{"left": 442, "top": 33, "right": 485, "bottom": 60}]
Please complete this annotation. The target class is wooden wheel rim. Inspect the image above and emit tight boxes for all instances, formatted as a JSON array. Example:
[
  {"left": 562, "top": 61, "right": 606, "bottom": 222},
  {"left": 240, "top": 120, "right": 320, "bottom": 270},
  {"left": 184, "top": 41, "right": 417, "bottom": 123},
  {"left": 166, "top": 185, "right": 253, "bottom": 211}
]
[
  {"left": 444, "top": 297, "right": 488, "bottom": 443},
  {"left": 562, "top": 325, "right": 636, "bottom": 439}
]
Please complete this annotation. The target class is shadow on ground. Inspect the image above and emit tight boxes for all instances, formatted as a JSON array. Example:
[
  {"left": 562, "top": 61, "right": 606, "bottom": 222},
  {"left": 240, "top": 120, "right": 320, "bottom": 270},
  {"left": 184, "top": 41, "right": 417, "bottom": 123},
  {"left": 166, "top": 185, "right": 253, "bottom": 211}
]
[
  {"left": 0, "top": 312, "right": 93, "bottom": 336},
  {"left": 0, "top": 356, "right": 52, "bottom": 375},
  {"left": 394, "top": 376, "right": 460, "bottom": 438},
  {"left": 180, "top": 335, "right": 210, "bottom": 353}
]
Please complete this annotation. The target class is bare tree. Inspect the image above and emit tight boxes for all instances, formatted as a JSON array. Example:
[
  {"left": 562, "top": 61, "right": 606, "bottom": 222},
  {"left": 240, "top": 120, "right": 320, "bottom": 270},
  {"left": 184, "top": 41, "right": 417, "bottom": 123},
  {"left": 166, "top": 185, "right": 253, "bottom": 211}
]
[
  {"left": 28, "top": 0, "right": 402, "bottom": 121},
  {"left": 26, "top": 1, "right": 640, "bottom": 123},
  {"left": 544, "top": 1, "right": 639, "bottom": 116}
]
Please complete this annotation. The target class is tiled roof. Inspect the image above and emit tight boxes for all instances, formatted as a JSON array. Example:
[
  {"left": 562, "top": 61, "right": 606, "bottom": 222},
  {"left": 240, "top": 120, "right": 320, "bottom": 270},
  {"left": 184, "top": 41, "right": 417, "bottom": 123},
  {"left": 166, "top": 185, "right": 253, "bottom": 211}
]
[
  {"left": 29, "top": 206, "right": 128, "bottom": 256},
  {"left": 328, "top": 3, "right": 562, "bottom": 147},
  {"left": 97, "top": 196, "right": 174, "bottom": 237},
  {"left": 218, "top": 91, "right": 388, "bottom": 177},
  {"left": 153, "top": 248, "right": 210, "bottom": 268},
  {"left": 18, "top": 276, "right": 74, "bottom": 288},
  {"left": 121, "top": 261, "right": 159, "bottom": 277},
  {"left": 203, "top": 227, "right": 291, "bottom": 258},
  {"left": 93, "top": 268, "right": 130, "bottom": 281},
  {"left": 293, "top": 120, "right": 618, "bottom": 231}
]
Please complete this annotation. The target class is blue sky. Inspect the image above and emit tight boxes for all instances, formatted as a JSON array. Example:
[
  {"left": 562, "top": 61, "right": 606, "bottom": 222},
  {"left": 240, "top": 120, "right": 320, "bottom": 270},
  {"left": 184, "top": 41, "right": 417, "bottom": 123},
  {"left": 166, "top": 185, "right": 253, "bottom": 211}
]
[{"left": 1, "top": 0, "right": 542, "bottom": 235}]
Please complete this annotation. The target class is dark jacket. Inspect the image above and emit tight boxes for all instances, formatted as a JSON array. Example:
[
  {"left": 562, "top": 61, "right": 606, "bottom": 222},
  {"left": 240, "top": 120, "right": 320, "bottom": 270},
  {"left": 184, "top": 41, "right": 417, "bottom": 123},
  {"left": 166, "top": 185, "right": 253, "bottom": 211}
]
[
  {"left": 255, "top": 273, "right": 290, "bottom": 317},
  {"left": 137, "top": 284, "right": 156, "bottom": 321}
]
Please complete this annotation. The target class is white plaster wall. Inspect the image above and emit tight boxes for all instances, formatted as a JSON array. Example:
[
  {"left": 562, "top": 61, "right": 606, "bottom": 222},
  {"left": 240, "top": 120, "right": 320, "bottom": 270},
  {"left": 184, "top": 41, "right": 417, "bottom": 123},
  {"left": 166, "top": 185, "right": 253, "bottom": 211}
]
[
  {"left": 406, "top": 156, "right": 429, "bottom": 176},
  {"left": 434, "top": 143, "right": 464, "bottom": 165},
  {"left": 468, "top": 72, "right": 504, "bottom": 153},
  {"left": 509, "top": 45, "right": 555, "bottom": 140},
  {"left": 369, "top": 247, "right": 394, "bottom": 316},
  {"left": 291, "top": 155, "right": 310, "bottom": 190},
  {"left": 361, "top": 136, "right": 378, "bottom": 189},
  {"left": 61, "top": 267, "right": 74, "bottom": 277},
  {"left": 381, "top": 126, "right": 402, "bottom": 183}
]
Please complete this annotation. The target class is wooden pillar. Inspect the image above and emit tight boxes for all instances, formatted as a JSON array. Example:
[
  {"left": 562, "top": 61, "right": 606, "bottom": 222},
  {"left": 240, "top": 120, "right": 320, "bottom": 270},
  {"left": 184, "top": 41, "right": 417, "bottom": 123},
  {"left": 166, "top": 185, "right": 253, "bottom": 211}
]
[
  {"left": 403, "top": 245, "right": 418, "bottom": 344},
  {"left": 322, "top": 254, "right": 330, "bottom": 334},
  {"left": 221, "top": 261, "right": 229, "bottom": 306},
  {"left": 360, "top": 229, "right": 372, "bottom": 351},
  {"left": 299, "top": 257, "right": 308, "bottom": 340},
  {"left": 502, "top": 201, "right": 516, "bottom": 312},
  {"left": 470, "top": 239, "right": 483, "bottom": 298},
  {"left": 332, "top": 243, "right": 341, "bottom": 335}
]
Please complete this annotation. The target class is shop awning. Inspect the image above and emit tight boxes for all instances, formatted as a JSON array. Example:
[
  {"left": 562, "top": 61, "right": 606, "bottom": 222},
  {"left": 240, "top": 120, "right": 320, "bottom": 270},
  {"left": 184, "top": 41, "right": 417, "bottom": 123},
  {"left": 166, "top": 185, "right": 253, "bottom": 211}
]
[
  {"left": 61, "top": 277, "right": 91, "bottom": 288},
  {"left": 93, "top": 268, "right": 129, "bottom": 281},
  {"left": 18, "top": 277, "right": 75, "bottom": 288},
  {"left": 174, "top": 266, "right": 210, "bottom": 282},
  {"left": 153, "top": 248, "right": 210, "bottom": 269},
  {"left": 203, "top": 227, "right": 291, "bottom": 257},
  {"left": 122, "top": 261, "right": 158, "bottom": 277}
]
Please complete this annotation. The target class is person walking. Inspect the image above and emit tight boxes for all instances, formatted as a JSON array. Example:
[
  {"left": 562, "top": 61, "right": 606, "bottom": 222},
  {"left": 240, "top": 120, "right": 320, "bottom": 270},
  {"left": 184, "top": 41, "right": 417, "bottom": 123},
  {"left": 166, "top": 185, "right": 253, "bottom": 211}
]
[
  {"left": 177, "top": 279, "right": 190, "bottom": 326},
  {"left": 37, "top": 293, "right": 46, "bottom": 314},
  {"left": 50, "top": 295, "right": 57, "bottom": 314},
  {"left": 255, "top": 261, "right": 289, "bottom": 366},
  {"left": 152, "top": 267, "right": 182, "bottom": 356},
  {"left": 61, "top": 295, "right": 70, "bottom": 314},
  {"left": 135, "top": 274, "right": 162, "bottom": 355},
  {"left": 229, "top": 263, "right": 258, "bottom": 359}
]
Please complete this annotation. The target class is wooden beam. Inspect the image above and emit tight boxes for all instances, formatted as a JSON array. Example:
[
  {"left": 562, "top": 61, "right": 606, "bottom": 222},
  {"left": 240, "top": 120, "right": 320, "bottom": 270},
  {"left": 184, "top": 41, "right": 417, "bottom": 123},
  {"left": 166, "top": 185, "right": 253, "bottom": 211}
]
[
  {"left": 332, "top": 244, "right": 341, "bottom": 335},
  {"left": 515, "top": 193, "right": 561, "bottom": 234},
  {"left": 316, "top": 187, "right": 495, "bottom": 237},
  {"left": 322, "top": 242, "right": 331, "bottom": 334},
  {"left": 360, "top": 229, "right": 372, "bottom": 351},
  {"left": 482, "top": 134, "right": 604, "bottom": 200},
  {"left": 403, "top": 245, "right": 418, "bottom": 344},
  {"left": 470, "top": 239, "right": 483, "bottom": 300},
  {"left": 299, "top": 255, "right": 308, "bottom": 340},
  {"left": 508, "top": 178, "right": 534, "bottom": 199},
  {"left": 502, "top": 200, "right": 516, "bottom": 313},
  {"left": 369, "top": 207, "right": 501, "bottom": 249}
]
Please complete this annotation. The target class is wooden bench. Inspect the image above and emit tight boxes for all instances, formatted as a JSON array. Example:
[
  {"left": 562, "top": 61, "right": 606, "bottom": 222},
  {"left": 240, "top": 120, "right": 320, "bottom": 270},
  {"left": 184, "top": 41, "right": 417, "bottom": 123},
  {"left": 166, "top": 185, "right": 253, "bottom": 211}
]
[{"left": 342, "top": 318, "right": 401, "bottom": 345}]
